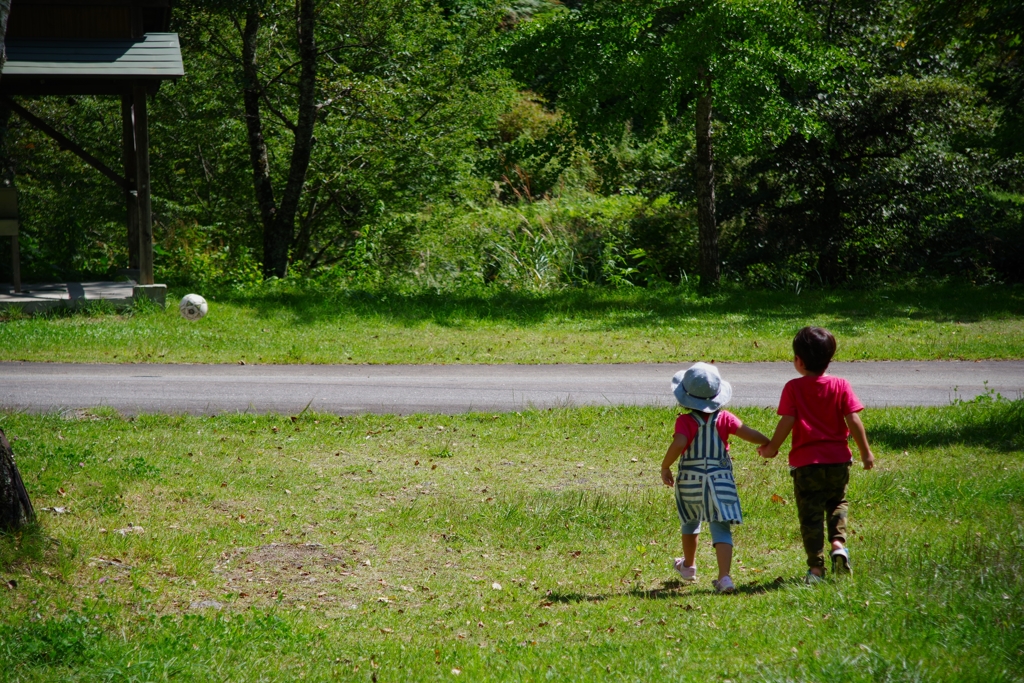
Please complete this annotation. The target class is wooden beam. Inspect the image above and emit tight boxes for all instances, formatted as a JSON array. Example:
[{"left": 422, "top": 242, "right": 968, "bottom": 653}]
[
  {"left": 0, "top": 81, "right": 156, "bottom": 96},
  {"left": 2, "top": 96, "right": 129, "bottom": 191},
  {"left": 8, "top": 0, "right": 170, "bottom": 7},
  {"left": 133, "top": 85, "right": 153, "bottom": 285}
]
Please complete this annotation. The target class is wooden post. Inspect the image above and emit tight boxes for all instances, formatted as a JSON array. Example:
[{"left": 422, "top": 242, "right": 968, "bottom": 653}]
[
  {"left": 10, "top": 233, "right": 18, "bottom": 293},
  {"left": 133, "top": 85, "right": 153, "bottom": 285},
  {"left": 130, "top": 4, "right": 144, "bottom": 40},
  {"left": 121, "top": 93, "right": 139, "bottom": 272}
]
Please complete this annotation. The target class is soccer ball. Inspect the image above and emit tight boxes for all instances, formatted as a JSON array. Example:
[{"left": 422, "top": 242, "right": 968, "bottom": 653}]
[{"left": 179, "top": 294, "right": 208, "bottom": 321}]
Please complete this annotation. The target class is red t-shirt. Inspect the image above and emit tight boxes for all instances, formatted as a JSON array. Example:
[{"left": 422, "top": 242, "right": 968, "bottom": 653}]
[
  {"left": 674, "top": 410, "right": 742, "bottom": 451},
  {"left": 778, "top": 375, "right": 864, "bottom": 467}
]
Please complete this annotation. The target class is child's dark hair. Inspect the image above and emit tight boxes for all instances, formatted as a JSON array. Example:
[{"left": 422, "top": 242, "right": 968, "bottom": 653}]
[{"left": 792, "top": 326, "right": 836, "bottom": 374}]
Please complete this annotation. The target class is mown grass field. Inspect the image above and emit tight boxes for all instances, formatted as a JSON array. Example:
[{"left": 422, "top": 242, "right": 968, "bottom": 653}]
[
  {"left": 0, "top": 398, "right": 1021, "bottom": 681},
  {"left": 1, "top": 283, "right": 1023, "bottom": 364}
]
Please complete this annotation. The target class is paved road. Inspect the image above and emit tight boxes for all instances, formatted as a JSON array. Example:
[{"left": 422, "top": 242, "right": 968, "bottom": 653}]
[{"left": 1, "top": 361, "right": 1021, "bottom": 416}]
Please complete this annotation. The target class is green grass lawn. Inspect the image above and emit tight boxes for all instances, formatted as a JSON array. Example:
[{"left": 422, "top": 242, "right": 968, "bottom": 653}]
[
  {"left": 1, "top": 282, "right": 1023, "bottom": 364},
  {"left": 0, "top": 398, "right": 1021, "bottom": 681}
]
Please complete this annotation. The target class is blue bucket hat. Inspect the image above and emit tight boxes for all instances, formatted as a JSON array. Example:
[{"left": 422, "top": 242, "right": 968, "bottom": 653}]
[{"left": 671, "top": 362, "right": 732, "bottom": 413}]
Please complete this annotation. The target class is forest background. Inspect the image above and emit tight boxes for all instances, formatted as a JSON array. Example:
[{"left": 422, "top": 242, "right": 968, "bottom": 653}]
[{"left": 0, "top": 0, "right": 1022, "bottom": 294}]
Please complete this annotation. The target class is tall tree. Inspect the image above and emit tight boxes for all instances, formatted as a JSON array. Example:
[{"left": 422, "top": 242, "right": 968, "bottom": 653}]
[
  {"left": 239, "top": 0, "right": 317, "bottom": 278},
  {"left": 709, "top": 0, "right": 1007, "bottom": 285},
  {"left": 912, "top": 0, "right": 1024, "bottom": 156},
  {"left": 180, "top": 0, "right": 513, "bottom": 278},
  {"left": 509, "top": 0, "right": 836, "bottom": 289}
]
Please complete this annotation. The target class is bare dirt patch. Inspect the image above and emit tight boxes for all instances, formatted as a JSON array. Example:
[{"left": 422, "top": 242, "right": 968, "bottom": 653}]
[{"left": 214, "top": 542, "right": 379, "bottom": 612}]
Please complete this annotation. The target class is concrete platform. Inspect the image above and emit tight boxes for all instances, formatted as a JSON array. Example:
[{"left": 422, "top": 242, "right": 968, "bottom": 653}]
[{"left": 0, "top": 281, "right": 165, "bottom": 314}]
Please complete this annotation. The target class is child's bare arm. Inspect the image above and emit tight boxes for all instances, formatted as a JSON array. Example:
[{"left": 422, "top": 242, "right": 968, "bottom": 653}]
[
  {"left": 735, "top": 424, "right": 770, "bottom": 446},
  {"left": 844, "top": 412, "right": 875, "bottom": 470},
  {"left": 758, "top": 416, "right": 796, "bottom": 459},
  {"left": 660, "top": 434, "right": 689, "bottom": 486}
]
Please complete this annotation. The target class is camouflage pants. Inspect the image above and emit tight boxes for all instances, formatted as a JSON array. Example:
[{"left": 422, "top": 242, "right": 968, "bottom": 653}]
[{"left": 791, "top": 463, "right": 850, "bottom": 570}]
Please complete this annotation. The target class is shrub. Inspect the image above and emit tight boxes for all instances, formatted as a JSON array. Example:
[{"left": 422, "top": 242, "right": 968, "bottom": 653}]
[{"left": 339, "top": 194, "right": 697, "bottom": 291}]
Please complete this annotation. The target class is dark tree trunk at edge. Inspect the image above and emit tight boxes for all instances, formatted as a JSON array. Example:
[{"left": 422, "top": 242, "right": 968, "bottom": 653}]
[
  {"left": 695, "top": 68, "right": 719, "bottom": 291},
  {"left": 0, "top": 1, "right": 28, "bottom": 533},
  {"left": 0, "top": 430, "right": 34, "bottom": 531}
]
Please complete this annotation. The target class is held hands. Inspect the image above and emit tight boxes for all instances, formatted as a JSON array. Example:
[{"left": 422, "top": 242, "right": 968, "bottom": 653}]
[
  {"left": 757, "top": 445, "right": 778, "bottom": 459},
  {"left": 660, "top": 467, "right": 675, "bottom": 487}
]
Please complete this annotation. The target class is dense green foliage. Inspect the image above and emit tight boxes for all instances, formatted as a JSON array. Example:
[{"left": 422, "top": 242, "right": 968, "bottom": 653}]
[{"left": 0, "top": 0, "right": 1020, "bottom": 289}]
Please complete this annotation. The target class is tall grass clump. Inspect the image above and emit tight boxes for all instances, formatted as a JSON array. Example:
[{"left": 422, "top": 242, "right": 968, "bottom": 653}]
[
  {"left": 268, "top": 194, "right": 699, "bottom": 293},
  {"left": 410, "top": 195, "right": 697, "bottom": 290}
]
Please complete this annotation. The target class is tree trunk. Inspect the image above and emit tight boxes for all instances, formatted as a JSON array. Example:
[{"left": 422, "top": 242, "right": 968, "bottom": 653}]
[
  {"left": 819, "top": 169, "right": 843, "bottom": 284},
  {"left": 694, "top": 68, "right": 719, "bottom": 291},
  {"left": 0, "top": 430, "right": 34, "bottom": 532},
  {"left": 0, "top": 2, "right": 28, "bottom": 533},
  {"left": 241, "top": 4, "right": 281, "bottom": 279},
  {"left": 269, "top": 0, "right": 317, "bottom": 274},
  {"left": 242, "top": 0, "right": 318, "bottom": 280}
]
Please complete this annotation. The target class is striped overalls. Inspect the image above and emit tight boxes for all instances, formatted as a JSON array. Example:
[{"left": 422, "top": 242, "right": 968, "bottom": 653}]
[{"left": 674, "top": 411, "right": 743, "bottom": 527}]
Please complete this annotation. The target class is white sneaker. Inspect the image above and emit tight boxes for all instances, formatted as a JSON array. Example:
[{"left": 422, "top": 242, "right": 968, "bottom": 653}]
[
  {"left": 674, "top": 558, "right": 697, "bottom": 582},
  {"left": 831, "top": 547, "right": 852, "bottom": 576},
  {"left": 712, "top": 575, "right": 735, "bottom": 594}
]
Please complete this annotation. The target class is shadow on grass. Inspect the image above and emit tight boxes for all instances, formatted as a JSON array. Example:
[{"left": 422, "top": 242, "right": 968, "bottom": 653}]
[
  {"left": 0, "top": 522, "right": 49, "bottom": 572},
  {"left": 0, "top": 610, "right": 103, "bottom": 668},
  {"left": 545, "top": 576, "right": 791, "bottom": 603},
  {"left": 868, "top": 398, "right": 1024, "bottom": 453},
  {"left": 0, "top": 520, "right": 75, "bottom": 585},
  {"left": 213, "top": 281, "right": 1024, "bottom": 330}
]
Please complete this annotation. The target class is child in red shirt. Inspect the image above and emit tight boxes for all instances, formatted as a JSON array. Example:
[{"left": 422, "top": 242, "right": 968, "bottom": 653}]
[{"left": 758, "top": 327, "right": 875, "bottom": 583}]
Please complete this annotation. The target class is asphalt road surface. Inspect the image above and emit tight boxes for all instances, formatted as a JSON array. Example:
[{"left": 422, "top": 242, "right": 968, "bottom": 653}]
[{"left": 1, "top": 361, "right": 1021, "bottom": 416}]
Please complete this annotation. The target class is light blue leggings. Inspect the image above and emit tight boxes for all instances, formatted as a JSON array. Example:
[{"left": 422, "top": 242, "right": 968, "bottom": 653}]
[{"left": 680, "top": 519, "right": 733, "bottom": 546}]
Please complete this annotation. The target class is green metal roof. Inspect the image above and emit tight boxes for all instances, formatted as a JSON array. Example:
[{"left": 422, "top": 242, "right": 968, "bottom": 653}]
[{"left": 2, "top": 33, "right": 183, "bottom": 80}]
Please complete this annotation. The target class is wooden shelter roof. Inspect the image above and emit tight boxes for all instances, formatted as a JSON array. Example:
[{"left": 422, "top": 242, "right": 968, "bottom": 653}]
[
  {"left": 4, "top": 33, "right": 183, "bottom": 80},
  {"left": 0, "top": 33, "right": 183, "bottom": 95}
]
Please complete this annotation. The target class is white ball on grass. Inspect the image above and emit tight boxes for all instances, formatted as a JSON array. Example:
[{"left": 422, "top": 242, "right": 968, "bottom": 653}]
[{"left": 179, "top": 294, "right": 208, "bottom": 321}]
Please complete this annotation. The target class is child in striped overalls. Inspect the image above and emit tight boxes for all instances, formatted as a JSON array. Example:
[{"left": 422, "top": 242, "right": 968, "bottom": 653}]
[{"left": 660, "top": 363, "right": 770, "bottom": 593}]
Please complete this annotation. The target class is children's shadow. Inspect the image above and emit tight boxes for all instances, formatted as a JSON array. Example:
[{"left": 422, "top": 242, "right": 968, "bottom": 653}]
[
  {"left": 629, "top": 577, "right": 792, "bottom": 598},
  {"left": 543, "top": 580, "right": 693, "bottom": 603},
  {"left": 731, "top": 576, "right": 796, "bottom": 595},
  {"left": 546, "top": 576, "right": 792, "bottom": 604}
]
